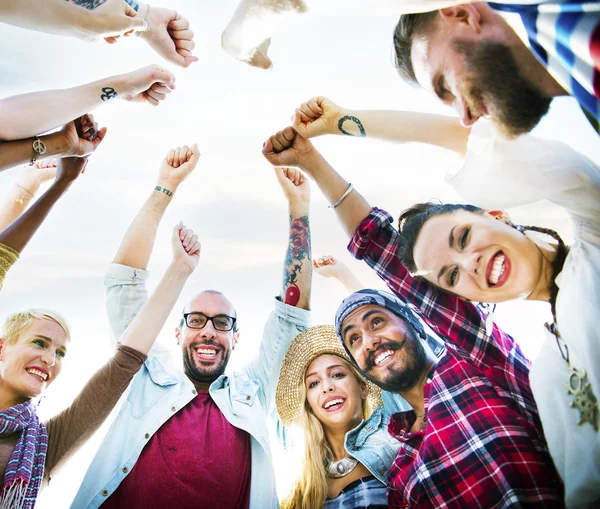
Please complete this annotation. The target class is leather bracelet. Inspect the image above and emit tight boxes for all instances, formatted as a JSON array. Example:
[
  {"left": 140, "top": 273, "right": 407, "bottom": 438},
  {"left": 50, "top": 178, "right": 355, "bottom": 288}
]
[{"left": 329, "top": 183, "right": 354, "bottom": 209}]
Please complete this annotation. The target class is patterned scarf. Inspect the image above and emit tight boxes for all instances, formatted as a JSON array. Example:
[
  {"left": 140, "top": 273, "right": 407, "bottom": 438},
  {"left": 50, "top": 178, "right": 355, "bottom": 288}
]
[{"left": 0, "top": 401, "right": 47, "bottom": 509}]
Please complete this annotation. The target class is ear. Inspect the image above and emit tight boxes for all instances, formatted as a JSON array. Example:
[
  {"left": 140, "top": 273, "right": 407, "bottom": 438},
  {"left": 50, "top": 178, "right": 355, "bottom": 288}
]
[
  {"left": 439, "top": 4, "right": 482, "bottom": 33},
  {"left": 232, "top": 330, "right": 240, "bottom": 350},
  {"left": 486, "top": 209, "right": 511, "bottom": 223},
  {"left": 360, "top": 382, "right": 369, "bottom": 400},
  {"left": 175, "top": 326, "right": 181, "bottom": 346}
]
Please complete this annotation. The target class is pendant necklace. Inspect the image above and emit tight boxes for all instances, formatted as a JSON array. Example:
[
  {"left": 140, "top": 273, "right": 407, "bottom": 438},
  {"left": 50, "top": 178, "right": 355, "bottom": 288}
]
[{"left": 326, "top": 456, "right": 359, "bottom": 478}]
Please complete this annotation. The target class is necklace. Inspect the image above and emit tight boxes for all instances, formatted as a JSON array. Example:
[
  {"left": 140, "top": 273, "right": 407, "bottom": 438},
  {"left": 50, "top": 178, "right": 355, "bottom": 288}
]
[{"left": 326, "top": 456, "right": 358, "bottom": 478}]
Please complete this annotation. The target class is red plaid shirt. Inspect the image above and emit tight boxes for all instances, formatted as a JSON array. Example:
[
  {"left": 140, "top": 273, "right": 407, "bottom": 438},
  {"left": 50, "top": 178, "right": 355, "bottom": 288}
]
[{"left": 348, "top": 208, "right": 564, "bottom": 508}]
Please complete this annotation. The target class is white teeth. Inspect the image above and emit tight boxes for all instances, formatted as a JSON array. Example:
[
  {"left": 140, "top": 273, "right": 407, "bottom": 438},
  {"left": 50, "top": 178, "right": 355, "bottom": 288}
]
[
  {"left": 324, "top": 398, "right": 344, "bottom": 409},
  {"left": 26, "top": 368, "right": 48, "bottom": 381},
  {"left": 488, "top": 254, "right": 506, "bottom": 285},
  {"left": 196, "top": 348, "right": 217, "bottom": 356},
  {"left": 374, "top": 350, "right": 393, "bottom": 366}
]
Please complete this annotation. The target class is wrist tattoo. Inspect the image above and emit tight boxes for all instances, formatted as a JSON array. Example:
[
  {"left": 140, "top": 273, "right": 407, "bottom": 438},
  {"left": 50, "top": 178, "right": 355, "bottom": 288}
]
[
  {"left": 282, "top": 215, "right": 311, "bottom": 306},
  {"left": 123, "top": 0, "right": 140, "bottom": 11},
  {"left": 155, "top": 186, "right": 173, "bottom": 197},
  {"left": 100, "top": 87, "right": 118, "bottom": 102},
  {"left": 65, "top": 0, "right": 108, "bottom": 10},
  {"left": 338, "top": 115, "right": 366, "bottom": 137}
]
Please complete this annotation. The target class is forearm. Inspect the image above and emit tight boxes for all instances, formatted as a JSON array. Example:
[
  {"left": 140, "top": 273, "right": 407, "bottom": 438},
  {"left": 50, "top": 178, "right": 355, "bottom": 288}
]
[
  {"left": 336, "top": 110, "right": 469, "bottom": 157},
  {"left": 0, "top": 132, "right": 69, "bottom": 172},
  {"left": 0, "top": 75, "right": 121, "bottom": 141},
  {"left": 280, "top": 200, "right": 312, "bottom": 310},
  {"left": 0, "top": 180, "right": 70, "bottom": 252},
  {"left": 119, "top": 261, "right": 190, "bottom": 355},
  {"left": 0, "top": 172, "right": 51, "bottom": 230},
  {"left": 300, "top": 153, "right": 371, "bottom": 238},
  {"left": 112, "top": 181, "right": 177, "bottom": 269},
  {"left": 336, "top": 271, "right": 364, "bottom": 294}
]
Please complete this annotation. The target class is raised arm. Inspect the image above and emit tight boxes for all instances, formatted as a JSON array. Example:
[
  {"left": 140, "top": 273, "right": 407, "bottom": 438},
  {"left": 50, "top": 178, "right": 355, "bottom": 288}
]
[
  {"left": 262, "top": 127, "right": 371, "bottom": 239},
  {"left": 292, "top": 96, "right": 470, "bottom": 157},
  {"left": 112, "top": 144, "right": 200, "bottom": 269},
  {"left": 313, "top": 255, "right": 364, "bottom": 293},
  {"left": 0, "top": 114, "right": 103, "bottom": 173},
  {"left": 0, "top": 65, "right": 175, "bottom": 141}
]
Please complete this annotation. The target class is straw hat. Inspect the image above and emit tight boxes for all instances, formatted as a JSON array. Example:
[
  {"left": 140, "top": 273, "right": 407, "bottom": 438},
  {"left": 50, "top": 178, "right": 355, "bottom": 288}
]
[{"left": 276, "top": 325, "right": 383, "bottom": 426}]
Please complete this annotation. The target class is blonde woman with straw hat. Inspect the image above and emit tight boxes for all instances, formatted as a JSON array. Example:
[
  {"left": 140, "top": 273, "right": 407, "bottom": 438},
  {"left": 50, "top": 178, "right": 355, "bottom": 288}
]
[{"left": 276, "top": 325, "right": 407, "bottom": 509}]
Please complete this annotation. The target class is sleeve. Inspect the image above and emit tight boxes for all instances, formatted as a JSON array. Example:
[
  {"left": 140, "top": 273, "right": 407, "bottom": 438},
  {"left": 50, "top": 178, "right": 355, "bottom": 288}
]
[
  {"left": 365, "top": 0, "right": 544, "bottom": 15},
  {"left": 44, "top": 344, "right": 147, "bottom": 475},
  {"left": 104, "top": 263, "right": 150, "bottom": 348},
  {"left": 348, "top": 208, "right": 529, "bottom": 376},
  {"left": 0, "top": 242, "right": 19, "bottom": 290},
  {"left": 244, "top": 297, "right": 310, "bottom": 416}
]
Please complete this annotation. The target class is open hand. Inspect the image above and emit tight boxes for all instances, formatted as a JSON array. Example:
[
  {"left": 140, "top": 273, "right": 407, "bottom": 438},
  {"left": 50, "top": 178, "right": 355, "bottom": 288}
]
[
  {"left": 158, "top": 144, "right": 200, "bottom": 189},
  {"left": 140, "top": 7, "right": 198, "bottom": 68},
  {"left": 262, "top": 127, "right": 315, "bottom": 167},
  {"left": 172, "top": 221, "right": 201, "bottom": 273},
  {"left": 293, "top": 96, "right": 343, "bottom": 138},
  {"left": 274, "top": 166, "right": 310, "bottom": 205},
  {"left": 60, "top": 114, "right": 107, "bottom": 157},
  {"left": 119, "top": 65, "right": 176, "bottom": 106}
]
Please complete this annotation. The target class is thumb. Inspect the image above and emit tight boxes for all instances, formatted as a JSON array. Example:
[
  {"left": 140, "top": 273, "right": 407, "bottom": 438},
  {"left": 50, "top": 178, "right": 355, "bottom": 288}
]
[
  {"left": 91, "top": 127, "right": 108, "bottom": 149},
  {"left": 125, "top": 5, "right": 149, "bottom": 32},
  {"left": 292, "top": 110, "right": 311, "bottom": 138},
  {"left": 172, "top": 221, "right": 184, "bottom": 245}
]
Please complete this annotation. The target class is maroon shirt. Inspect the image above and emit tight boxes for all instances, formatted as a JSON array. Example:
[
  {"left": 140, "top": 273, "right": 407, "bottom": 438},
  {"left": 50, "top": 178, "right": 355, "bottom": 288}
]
[{"left": 103, "top": 390, "right": 252, "bottom": 509}]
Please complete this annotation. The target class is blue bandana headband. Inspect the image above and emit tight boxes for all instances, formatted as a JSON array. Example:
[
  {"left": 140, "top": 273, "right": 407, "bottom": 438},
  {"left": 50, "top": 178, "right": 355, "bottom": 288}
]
[{"left": 334, "top": 289, "right": 429, "bottom": 362}]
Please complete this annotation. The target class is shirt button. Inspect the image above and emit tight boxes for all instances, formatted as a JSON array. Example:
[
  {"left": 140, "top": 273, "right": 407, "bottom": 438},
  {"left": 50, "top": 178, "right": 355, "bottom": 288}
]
[
  {"left": 122, "top": 467, "right": 129, "bottom": 473},
  {"left": 171, "top": 406, "right": 176, "bottom": 411},
  {"left": 246, "top": 395, "right": 251, "bottom": 401},
  {"left": 144, "top": 433, "right": 150, "bottom": 439},
  {"left": 192, "top": 389, "right": 197, "bottom": 394},
  {"left": 366, "top": 425, "right": 373, "bottom": 430},
  {"left": 102, "top": 490, "right": 109, "bottom": 496}
]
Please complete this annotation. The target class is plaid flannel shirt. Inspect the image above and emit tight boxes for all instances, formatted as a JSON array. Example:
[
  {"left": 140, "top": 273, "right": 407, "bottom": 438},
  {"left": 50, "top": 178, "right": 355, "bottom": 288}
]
[{"left": 348, "top": 208, "right": 564, "bottom": 508}]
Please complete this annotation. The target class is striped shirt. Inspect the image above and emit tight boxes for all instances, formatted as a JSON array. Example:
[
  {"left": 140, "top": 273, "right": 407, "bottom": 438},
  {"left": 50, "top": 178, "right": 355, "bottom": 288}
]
[
  {"left": 325, "top": 476, "right": 388, "bottom": 509},
  {"left": 489, "top": 0, "right": 600, "bottom": 132},
  {"left": 348, "top": 208, "right": 565, "bottom": 508}
]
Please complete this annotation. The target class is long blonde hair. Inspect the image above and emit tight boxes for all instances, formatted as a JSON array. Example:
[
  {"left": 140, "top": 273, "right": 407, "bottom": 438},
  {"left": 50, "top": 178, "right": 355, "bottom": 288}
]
[{"left": 282, "top": 356, "right": 373, "bottom": 509}]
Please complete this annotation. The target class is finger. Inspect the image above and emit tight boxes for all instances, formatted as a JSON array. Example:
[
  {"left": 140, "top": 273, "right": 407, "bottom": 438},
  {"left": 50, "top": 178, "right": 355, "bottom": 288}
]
[
  {"left": 185, "top": 234, "right": 198, "bottom": 253},
  {"left": 178, "top": 145, "right": 190, "bottom": 167},
  {"left": 91, "top": 127, "right": 108, "bottom": 148},
  {"left": 167, "top": 149, "right": 175, "bottom": 166},
  {"left": 306, "top": 98, "right": 323, "bottom": 116},
  {"left": 179, "top": 226, "right": 188, "bottom": 241},
  {"left": 151, "top": 83, "right": 171, "bottom": 95},
  {"left": 174, "top": 146, "right": 184, "bottom": 168},
  {"left": 313, "top": 259, "right": 321, "bottom": 268},
  {"left": 177, "top": 48, "right": 192, "bottom": 57},
  {"left": 146, "top": 88, "right": 166, "bottom": 103},
  {"left": 152, "top": 68, "right": 177, "bottom": 91},
  {"left": 182, "top": 228, "right": 194, "bottom": 248},
  {"left": 168, "top": 16, "right": 190, "bottom": 31},
  {"left": 270, "top": 133, "right": 285, "bottom": 152},
  {"left": 300, "top": 103, "right": 319, "bottom": 119},
  {"left": 189, "top": 241, "right": 201, "bottom": 257},
  {"left": 170, "top": 29, "right": 194, "bottom": 41},
  {"left": 296, "top": 108, "right": 313, "bottom": 123},
  {"left": 104, "top": 36, "right": 120, "bottom": 44},
  {"left": 282, "top": 126, "right": 296, "bottom": 142},
  {"left": 143, "top": 91, "right": 159, "bottom": 106},
  {"left": 186, "top": 143, "right": 201, "bottom": 167},
  {"left": 174, "top": 39, "right": 195, "bottom": 51},
  {"left": 172, "top": 221, "right": 184, "bottom": 244}
]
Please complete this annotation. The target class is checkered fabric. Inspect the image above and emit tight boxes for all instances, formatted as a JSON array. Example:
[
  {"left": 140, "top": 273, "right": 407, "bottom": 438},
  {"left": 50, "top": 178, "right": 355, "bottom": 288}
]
[
  {"left": 348, "top": 208, "right": 565, "bottom": 508},
  {"left": 489, "top": 0, "right": 600, "bottom": 132}
]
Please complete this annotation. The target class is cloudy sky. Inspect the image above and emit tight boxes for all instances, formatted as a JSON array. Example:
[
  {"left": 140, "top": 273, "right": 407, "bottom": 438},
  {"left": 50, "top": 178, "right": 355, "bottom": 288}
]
[{"left": 1, "top": 0, "right": 598, "bottom": 506}]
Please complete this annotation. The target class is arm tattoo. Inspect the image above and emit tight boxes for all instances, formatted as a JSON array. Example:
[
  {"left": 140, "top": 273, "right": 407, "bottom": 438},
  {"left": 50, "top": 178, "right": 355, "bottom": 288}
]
[
  {"left": 154, "top": 186, "right": 173, "bottom": 197},
  {"left": 100, "top": 87, "right": 118, "bottom": 102},
  {"left": 65, "top": 0, "right": 108, "bottom": 10},
  {"left": 123, "top": 0, "right": 140, "bottom": 11},
  {"left": 338, "top": 115, "right": 366, "bottom": 137},
  {"left": 282, "top": 215, "right": 311, "bottom": 306}
]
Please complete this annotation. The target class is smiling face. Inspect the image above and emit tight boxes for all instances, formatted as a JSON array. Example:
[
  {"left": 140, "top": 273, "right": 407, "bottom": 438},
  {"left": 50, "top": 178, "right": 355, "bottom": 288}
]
[
  {"left": 340, "top": 305, "right": 427, "bottom": 392},
  {"left": 410, "top": 9, "right": 550, "bottom": 137},
  {"left": 176, "top": 292, "right": 239, "bottom": 385},
  {"left": 0, "top": 318, "right": 68, "bottom": 404},
  {"left": 412, "top": 209, "right": 544, "bottom": 303},
  {"left": 304, "top": 354, "right": 366, "bottom": 432}
]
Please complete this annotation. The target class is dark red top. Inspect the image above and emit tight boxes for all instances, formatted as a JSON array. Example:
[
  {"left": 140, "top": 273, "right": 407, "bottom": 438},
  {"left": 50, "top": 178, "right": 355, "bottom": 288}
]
[{"left": 103, "top": 391, "right": 252, "bottom": 509}]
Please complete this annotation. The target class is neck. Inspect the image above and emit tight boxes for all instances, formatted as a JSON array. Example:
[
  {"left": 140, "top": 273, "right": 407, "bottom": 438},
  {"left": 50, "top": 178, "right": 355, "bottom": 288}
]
[
  {"left": 0, "top": 381, "right": 29, "bottom": 411},
  {"left": 189, "top": 378, "right": 212, "bottom": 393},
  {"left": 324, "top": 420, "right": 358, "bottom": 461},
  {"left": 399, "top": 357, "right": 436, "bottom": 417},
  {"left": 527, "top": 242, "right": 559, "bottom": 303}
]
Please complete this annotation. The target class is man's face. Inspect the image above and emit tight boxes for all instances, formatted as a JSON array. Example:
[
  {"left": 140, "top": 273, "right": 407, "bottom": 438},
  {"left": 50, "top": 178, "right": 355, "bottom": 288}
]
[
  {"left": 340, "top": 304, "right": 427, "bottom": 393},
  {"left": 411, "top": 28, "right": 550, "bottom": 137},
  {"left": 176, "top": 293, "right": 239, "bottom": 385}
]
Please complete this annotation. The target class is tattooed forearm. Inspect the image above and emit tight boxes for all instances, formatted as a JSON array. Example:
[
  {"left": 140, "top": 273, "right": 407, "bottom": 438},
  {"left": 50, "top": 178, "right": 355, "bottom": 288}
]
[
  {"left": 154, "top": 186, "right": 173, "bottom": 197},
  {"left": 65, "top": 0, "right": 108, "bottom": 10},
  {"left": 100, "top": 87, "right": 118, "bottom": 102},
  {"left": 338, "top": 115, "right": 366, "bottom": 137},
  {"left": 124, "top": 0, "right": 140, "bottom": 11},
  {"left": 281, "top": 215, "right": 311, "bottom": 306}
]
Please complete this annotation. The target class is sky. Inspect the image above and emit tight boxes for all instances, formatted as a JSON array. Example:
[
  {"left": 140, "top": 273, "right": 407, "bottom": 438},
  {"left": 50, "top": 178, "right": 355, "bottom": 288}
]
[{"left": 0, "top": 0, "right": 599, "bottom": 506}]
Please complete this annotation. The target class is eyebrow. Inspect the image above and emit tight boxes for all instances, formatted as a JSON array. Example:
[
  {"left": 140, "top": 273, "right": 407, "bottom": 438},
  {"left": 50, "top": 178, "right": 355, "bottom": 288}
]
[
  {"left": 435, "top": 226, "right": 458, "bottom": 284},
  {"left": 305, "top": 364, "right": 346, "bottom": 380},
  {"left": 341, "top": 309, "right": 382, "bottom": 341}
]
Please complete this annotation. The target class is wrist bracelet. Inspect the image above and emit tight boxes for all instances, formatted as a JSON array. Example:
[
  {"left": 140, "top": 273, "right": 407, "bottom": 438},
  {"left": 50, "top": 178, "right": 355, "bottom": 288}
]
[
  {"left": 15, "top": 184, "right": 34, "bottom": 205},
  {"left": 29, "top": 136, "right": 46, "bottom": 166},
  {"left": 329, "top": 183, "right": 354, "bottom": 209}
]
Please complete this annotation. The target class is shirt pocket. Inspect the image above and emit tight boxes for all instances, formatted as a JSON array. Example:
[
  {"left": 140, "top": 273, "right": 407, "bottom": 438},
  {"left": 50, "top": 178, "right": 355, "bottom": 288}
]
[
  {"left": 127, "top": 357, "right": 179, "bottom": 418},
  {"left": 232, "top": 378, "right": 260, "bottom": 407}
]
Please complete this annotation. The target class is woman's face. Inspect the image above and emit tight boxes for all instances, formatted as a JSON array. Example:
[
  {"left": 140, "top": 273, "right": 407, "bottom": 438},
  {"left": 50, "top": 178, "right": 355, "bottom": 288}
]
[
  {"left": 304, "top": 354, "right": 366, "bottom": 431},
  {"left": 412, "top": 210, "right": 543, "bottom": 303},
  {"left": 0, "top": 318, "right": 68, "bottom": 404}
]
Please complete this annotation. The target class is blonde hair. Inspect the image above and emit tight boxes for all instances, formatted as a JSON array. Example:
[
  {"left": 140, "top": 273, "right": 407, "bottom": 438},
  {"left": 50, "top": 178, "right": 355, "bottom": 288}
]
[
  {"left": 1, "top": 309, "right": 71, "bottom": 345},
  {"left": 282, "top": 356, "right": 373, "bottom": 509}
]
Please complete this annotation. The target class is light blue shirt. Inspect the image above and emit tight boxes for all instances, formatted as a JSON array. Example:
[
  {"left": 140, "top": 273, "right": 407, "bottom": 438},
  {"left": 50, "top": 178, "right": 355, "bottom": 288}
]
[{"left": 71, "top": 263, "right": 310, "bottom": 509}]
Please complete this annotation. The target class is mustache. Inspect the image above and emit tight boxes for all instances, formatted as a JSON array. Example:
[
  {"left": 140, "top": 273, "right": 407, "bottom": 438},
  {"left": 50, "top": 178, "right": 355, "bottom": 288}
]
[
  {"left": 189, "top": 340, "right": 221, "bottom": 351},
  {"left": 365, "top": 339, "right": 405, "bottom": 371}
]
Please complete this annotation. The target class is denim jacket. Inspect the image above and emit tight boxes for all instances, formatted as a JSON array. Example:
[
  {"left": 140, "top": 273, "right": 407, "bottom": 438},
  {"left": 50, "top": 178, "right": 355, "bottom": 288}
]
[
  {"left": 70, "top": 264, "right": 310, "bottom": 509},
  {"left": 345, "top": 392, "right": 409, "bottom": 485}
]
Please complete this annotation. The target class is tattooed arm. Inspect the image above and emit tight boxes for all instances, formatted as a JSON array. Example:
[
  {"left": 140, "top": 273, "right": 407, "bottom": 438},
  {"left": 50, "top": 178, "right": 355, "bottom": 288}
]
[
  {"left": 292, "top": 96, "right": 470, "bottom": 157},
  {"left": 0, "top": 65, "right": 174, "bottom": 141},
  {"left": 274, "top": 166, "right": 312, "bottom": 310},
  {"left": 0, "top": 0, "right": 147, "bottom": 40}
]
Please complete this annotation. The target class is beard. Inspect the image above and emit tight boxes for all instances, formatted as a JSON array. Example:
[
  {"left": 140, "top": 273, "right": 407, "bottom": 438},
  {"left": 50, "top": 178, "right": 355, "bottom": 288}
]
[
  {"left": 361, "top": 334, "right": 427, "bottom": 393},
  {"left": 182, "top": 340, "right": 232, "bottom": 385},
  {"left": 455, "top": 39, "right": 551, "bottom": 138}
]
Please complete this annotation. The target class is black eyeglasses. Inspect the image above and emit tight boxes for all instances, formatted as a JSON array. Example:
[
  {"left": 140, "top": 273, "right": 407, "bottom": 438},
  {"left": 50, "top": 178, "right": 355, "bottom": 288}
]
[{"left": 183, "top": 312, "right": 237, "bottom": 332}]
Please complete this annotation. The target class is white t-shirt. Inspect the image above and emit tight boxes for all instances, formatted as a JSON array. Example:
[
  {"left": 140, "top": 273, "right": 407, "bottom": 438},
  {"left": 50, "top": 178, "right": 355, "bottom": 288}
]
[{"left": 449, "top": 120, "right": 600, "bottom": 507}]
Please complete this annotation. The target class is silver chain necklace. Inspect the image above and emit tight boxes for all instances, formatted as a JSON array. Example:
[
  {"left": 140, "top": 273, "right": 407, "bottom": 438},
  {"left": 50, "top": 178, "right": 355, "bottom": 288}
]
[{"left": 326, "top": 456, "right": 359, "bottom": 478}]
